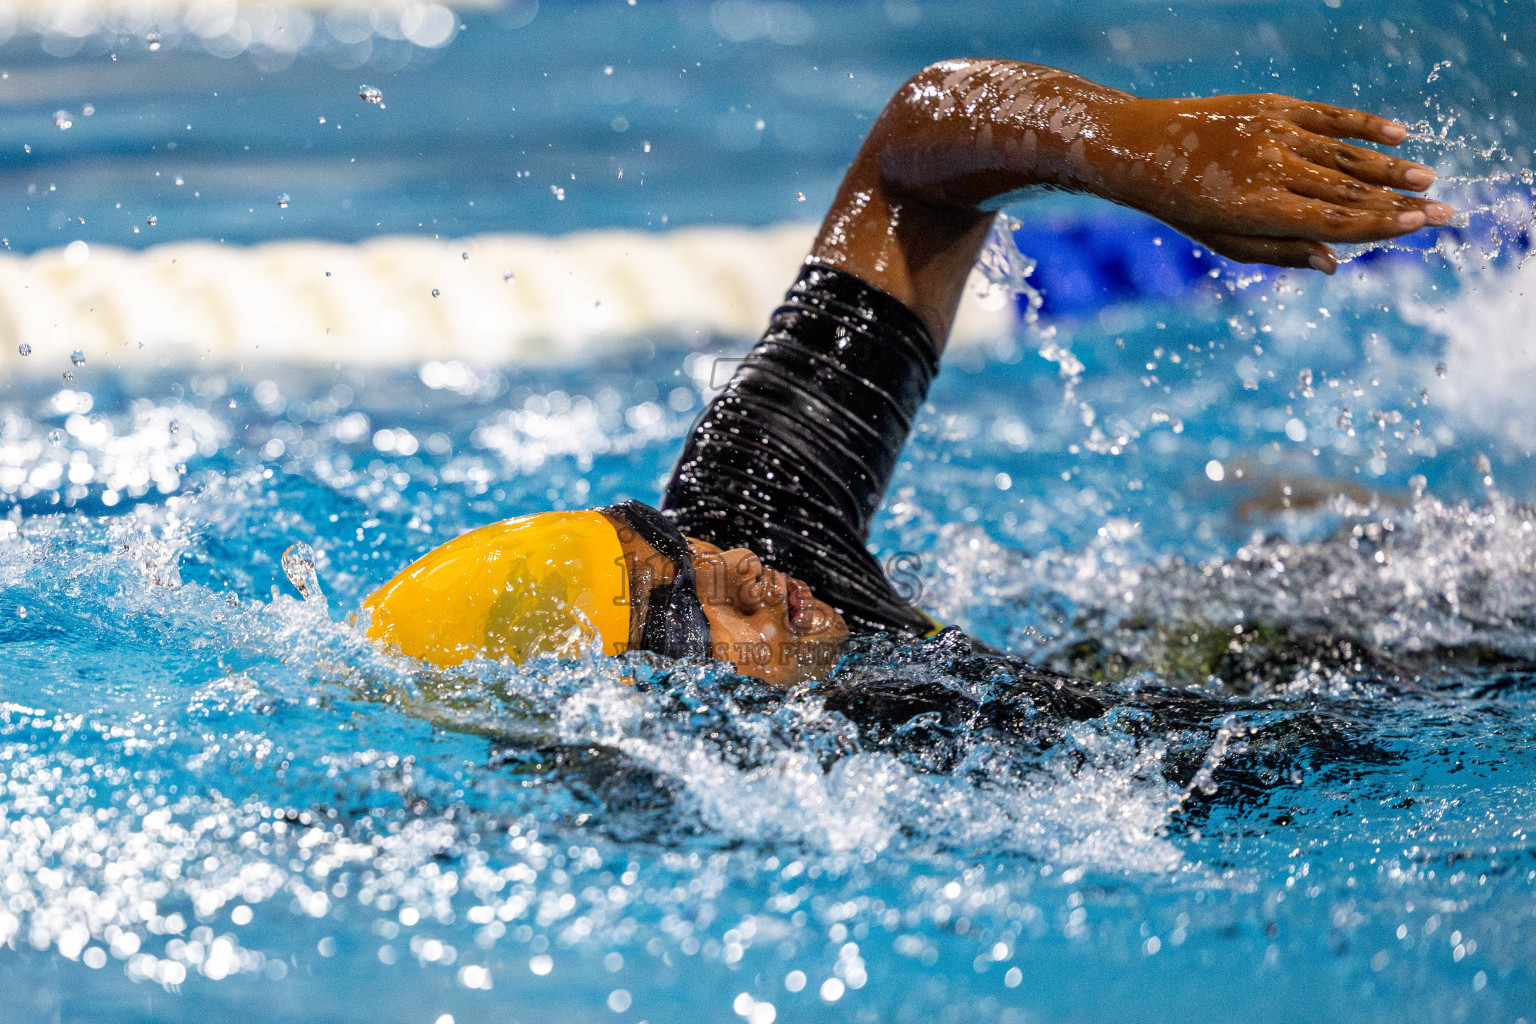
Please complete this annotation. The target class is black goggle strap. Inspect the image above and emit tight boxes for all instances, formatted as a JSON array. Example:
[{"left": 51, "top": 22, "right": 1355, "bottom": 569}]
[{"left": 606, "top": 500, "right": 713, "bottom": 661}]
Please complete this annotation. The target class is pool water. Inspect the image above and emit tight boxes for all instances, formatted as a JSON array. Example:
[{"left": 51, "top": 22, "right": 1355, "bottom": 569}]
[{"left": 4, "top": 2, "right": 1536, "bottom": 1022}]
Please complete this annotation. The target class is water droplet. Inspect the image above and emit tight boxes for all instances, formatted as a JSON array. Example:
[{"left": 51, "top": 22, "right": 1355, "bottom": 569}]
[
  {"left": 17, "top": 342, "right": 30, "bottom": 356},
  {"left": 53, "top": 110, "right": 73, "bottom": 131},
  {"left": 1297, "top": 368, "right": 1314, "bottom": 397},
  {"left": 461, "top": 251, "right": 469, "bottom": 261},
  {"left": 146, "top": 32, "right": 161, "bottom": 50},
  {"left": 48, "top": 429, "right": 62, "bottom": 444},
  {"left": 61, "top": 371, "right": 73, "bottom": 381},
  {"left": 796, "top": 191, "right": 806, "bottom": 201},
  {"left": 174, "top": 176, "right": 184, "bottom": 186},
  {"left": 1435, "top": 360, "right": 1448, "bottom": 378},
  {"left": 282, "top": 543, "right": 324, "bottom": 603},
  {"left": 431, "top": 288, "right": 440, "bottom": 298},
  {"left": 277, "top": 193, "right": 290, "bottom": 209},
  {"left": 23, "top": 145, "right": 30, "bottom": 154},
  {"left": 146, "top": 215, "right": 157, "bottom": 227},
  {"left": 168, "top": 419, "right": 179, "bottom": 434},
  {"left": 503, "top": 272, "right": 515, "bottom": 282},
  {"left": 82, "top": 104, "right": 94, "bottom": 117},
  {"left": 359, "top": 85, "right": 384, "bottom": 105},
  {"left": 70, "top": 350, "right": 84, "bottom": 366}
]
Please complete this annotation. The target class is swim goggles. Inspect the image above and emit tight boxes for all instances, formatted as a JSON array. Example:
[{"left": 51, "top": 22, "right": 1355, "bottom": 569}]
[{"left": 603, "top": 500, "right": 713, "bottom": 661}]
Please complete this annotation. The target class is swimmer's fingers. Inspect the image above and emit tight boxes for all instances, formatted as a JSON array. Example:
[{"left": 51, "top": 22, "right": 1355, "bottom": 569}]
[
  {"left": 1281, "top": 162, "right": 1454, "bottom": 222},
  {"left": 1195, "top": 231, "right": 1336, "bottom": 273},
  {"left": 1247, "top": 193, "right": 1434, "bottom": 244},
  {"left": 1289, "top": 134, "right": 1436, "bottom": 192},
  {"left": 1277, "top": 100, "right": 1408, "bottom": 146}
]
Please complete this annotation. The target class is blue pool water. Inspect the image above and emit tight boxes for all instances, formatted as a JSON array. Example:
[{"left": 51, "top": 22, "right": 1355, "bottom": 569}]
[{"left": 4, "top": 2, "right": 1536, "bottom": 1022}]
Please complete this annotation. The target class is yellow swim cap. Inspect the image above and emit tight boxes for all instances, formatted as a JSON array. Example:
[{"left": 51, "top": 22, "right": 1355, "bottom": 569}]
[{"left": 362, "top": 511, "right": 630, "bottom": 667}]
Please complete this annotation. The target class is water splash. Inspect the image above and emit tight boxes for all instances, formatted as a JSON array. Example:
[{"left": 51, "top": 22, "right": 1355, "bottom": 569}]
[{"left": 281, "top": 542, "right": 323, "bottom": 603}]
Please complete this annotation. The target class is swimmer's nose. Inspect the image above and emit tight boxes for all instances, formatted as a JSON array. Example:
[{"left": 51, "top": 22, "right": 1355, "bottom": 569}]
[{"left": 710, "top": 547, "right": 774, "bottom": 611}]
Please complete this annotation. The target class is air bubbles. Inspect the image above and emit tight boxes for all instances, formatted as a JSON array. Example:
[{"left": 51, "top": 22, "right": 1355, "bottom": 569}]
[
  {"left": 733, "top": 993, "right": 776, "bottom": 1024},
  {"left": 53, "top": 111, "right": 73, "bottom": 131},
  {"left": 359, "top": 85, "right": 384, "bottom": 107}
]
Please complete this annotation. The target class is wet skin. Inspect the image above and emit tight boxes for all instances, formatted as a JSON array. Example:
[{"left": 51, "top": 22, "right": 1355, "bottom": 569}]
[
  {"left": 810, "top": 59, "right": 1453, "bottom": 343},
  {"left": 603, "top": 512, "right": 849, "bottom": 688},
  {"left": 626, "top": 62, "right": 1450, "bottom": 687}
]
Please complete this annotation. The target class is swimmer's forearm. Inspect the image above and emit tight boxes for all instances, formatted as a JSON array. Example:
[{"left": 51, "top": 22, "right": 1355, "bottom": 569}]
[
  {"left": 810, "top": 59, "right": 1449, "bottom": 345},
  {"left": 869, "top": 61, "right": 1136, "bottom": 206},
  {"left": 810, "top": 61, "right": 1106, "bottom": 341}
]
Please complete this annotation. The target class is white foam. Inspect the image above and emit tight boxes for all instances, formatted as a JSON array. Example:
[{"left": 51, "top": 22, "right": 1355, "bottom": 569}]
[
  {"left": 1399, "top": 258, "right": 1536, "bottom": 449},
  {"left": 0, "top": 226, "right": 1014, "bottom": 371}
]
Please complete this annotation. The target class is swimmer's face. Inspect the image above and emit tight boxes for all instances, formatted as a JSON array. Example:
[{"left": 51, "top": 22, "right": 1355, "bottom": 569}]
[{"left": 605, "top": 515, "right": 849, "bottom": 687}]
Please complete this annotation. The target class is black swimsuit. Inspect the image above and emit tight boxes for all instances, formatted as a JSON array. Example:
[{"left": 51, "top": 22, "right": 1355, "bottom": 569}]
[
  {"left": 590, "top": 265, "right": 1303, "bottom": 807},
  {"left": 661, "top": 263, "right": 938, "bottom": 637}
]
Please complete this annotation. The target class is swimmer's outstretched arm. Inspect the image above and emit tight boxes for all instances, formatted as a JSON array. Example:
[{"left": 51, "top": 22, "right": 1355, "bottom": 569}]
[{"left": 811, "top": 60, "right": 1452, "bottom": 344}]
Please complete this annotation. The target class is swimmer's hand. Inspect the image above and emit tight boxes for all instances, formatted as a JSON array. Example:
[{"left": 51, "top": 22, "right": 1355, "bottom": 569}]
[{"left": 1099, "top": 94, "right": 1451, "bottom": 274}]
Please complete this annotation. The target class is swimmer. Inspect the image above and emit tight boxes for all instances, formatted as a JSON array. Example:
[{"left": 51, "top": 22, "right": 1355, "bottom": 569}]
[{"left": 363, "top": 59, "right": 1451, "bottom": 688}]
